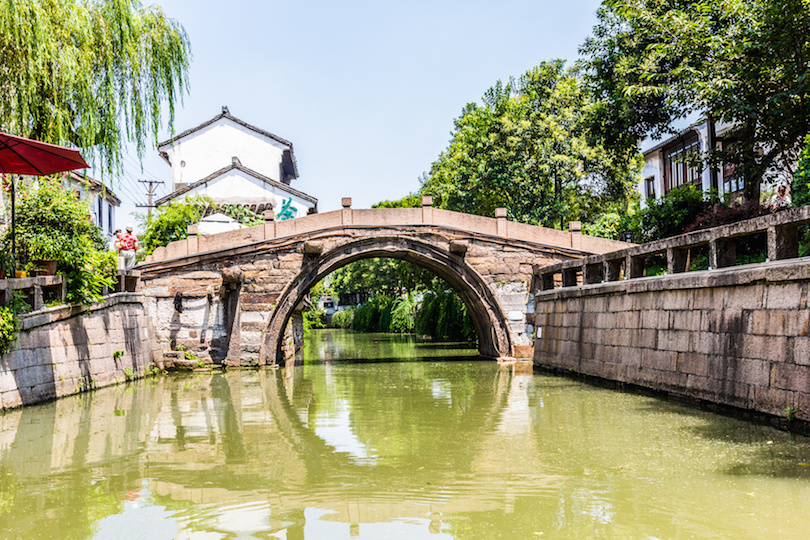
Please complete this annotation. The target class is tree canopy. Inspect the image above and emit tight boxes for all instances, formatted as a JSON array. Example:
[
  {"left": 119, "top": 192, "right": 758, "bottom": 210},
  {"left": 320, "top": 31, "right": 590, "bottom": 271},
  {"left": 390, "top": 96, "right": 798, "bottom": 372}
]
[
  {"left": 138, "top": 195, "right": 212, "bottom": 257},
  {"left": 0, "top": 0, "right": 191, "bottom": 175},
  {"left": 330, "top": 258, "right": 439, "bottom": 300},
  {"left": 420, "top": 61, "right": 639, "bottom": 229},
  {"left": 580, "top": 0, "right": 810, "bottom": 202}
]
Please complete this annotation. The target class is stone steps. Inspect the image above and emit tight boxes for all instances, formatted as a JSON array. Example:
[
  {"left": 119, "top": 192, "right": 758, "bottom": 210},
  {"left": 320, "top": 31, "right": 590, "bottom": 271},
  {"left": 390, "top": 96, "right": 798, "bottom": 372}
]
[{"left": 162, "top": 350, "right": 216, "bottom": 371}]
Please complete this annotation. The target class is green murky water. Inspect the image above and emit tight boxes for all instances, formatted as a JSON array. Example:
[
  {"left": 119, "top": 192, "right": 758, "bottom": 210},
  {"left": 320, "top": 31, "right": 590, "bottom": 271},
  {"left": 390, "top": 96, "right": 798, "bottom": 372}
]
[{"left": 1, "top": 328, "right": 810, "bottom": 538}]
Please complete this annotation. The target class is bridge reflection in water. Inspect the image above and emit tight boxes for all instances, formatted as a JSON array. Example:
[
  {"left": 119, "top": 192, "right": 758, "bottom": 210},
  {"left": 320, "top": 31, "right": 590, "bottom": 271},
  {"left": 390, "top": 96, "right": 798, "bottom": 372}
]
[{"left": 2, "top": 335, "right": 810, "bottom": 538}]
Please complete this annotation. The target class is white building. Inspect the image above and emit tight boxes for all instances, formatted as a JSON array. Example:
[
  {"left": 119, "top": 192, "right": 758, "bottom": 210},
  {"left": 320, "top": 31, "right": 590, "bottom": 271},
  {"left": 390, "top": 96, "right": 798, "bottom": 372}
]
[
  {"left": 641, "top": 119, "right": 734, "bottom": 205},
  {"left": 154, "top": 106, "right": 317, "bottom": 232},
  {"left": 68, "top": 171, "right": 121, "bottom": 237},
  {"left": 640, "top": 119, "right": 794, "bottom": 207}
]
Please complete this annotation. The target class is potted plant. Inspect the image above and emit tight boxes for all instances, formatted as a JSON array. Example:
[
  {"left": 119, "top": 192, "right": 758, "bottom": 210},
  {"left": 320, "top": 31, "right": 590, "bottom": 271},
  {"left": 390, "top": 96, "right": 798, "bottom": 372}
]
[{"left": 27, "top": 235, "right": 59, "bottom": 276}]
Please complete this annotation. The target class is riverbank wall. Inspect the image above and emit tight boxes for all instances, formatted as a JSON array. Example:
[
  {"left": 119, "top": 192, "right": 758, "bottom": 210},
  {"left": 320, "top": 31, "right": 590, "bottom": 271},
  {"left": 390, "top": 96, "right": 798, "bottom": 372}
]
[
  {"left": 0, "top": 293, "right": 162, "bottom": 410},
  {"left": 533, "top": 259, "right": 810, "bottom": 423}
]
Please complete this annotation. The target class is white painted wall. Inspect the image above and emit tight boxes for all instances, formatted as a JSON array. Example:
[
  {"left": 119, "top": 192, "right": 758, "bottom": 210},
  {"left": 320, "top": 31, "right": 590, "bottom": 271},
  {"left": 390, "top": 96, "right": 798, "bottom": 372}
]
[
  {"left": 90, "top": 194, "right": 118, "bottom": 236},
  {"left": 181, "top": 168, "right": 314, "bottom": 218},
  {"left": 159, "top": 118, "right": 288, "bottom": 189},
  {"left": 641, "top": 151, "right": 663, "bottom": 209},
  {"left": 197, "top": 212, "right": 264, "bottom": 236}
]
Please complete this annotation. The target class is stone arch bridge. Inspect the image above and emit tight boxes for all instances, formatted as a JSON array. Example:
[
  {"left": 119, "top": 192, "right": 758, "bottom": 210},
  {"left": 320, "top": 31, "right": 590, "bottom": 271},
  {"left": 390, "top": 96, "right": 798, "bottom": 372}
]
[{"left": 138, "top": 199, "right": 628, "bottom": 365}]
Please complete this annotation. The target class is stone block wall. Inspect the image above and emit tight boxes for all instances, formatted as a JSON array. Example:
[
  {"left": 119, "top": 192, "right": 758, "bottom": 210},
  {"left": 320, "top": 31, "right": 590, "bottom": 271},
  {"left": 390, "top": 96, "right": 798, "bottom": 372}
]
[
  {"left": 0, "top": 294, "right": 162, "bottom": 410},
  {"left": 534, "top": 260, "right": 810, "bottom": 422}
]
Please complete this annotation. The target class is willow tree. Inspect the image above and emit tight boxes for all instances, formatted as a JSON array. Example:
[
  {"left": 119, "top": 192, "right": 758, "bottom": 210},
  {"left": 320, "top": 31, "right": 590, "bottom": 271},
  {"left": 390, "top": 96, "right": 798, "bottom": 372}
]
[{"left": 0, "top": 0, "right": 190, "bottom": 175}]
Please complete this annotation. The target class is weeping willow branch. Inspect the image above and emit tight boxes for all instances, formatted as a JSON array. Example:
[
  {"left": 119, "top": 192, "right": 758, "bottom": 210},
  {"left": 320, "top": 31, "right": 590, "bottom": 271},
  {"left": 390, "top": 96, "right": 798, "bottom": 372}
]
[{"left": 0, "top": 0, "right": 191, "bottom": 177}]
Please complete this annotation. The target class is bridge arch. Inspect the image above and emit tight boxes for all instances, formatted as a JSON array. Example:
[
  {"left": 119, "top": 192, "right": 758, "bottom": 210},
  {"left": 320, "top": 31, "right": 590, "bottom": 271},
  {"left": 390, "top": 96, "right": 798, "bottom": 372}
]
[{"left": 259, "top": 236, "right": 513, "bottom": 363}]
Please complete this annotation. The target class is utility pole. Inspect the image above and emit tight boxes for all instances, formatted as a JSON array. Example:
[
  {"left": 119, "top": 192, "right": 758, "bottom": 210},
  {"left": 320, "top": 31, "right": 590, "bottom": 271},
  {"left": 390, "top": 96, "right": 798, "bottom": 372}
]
[{"left": 136, "top": 179, "right": 164, "bottom": 219}]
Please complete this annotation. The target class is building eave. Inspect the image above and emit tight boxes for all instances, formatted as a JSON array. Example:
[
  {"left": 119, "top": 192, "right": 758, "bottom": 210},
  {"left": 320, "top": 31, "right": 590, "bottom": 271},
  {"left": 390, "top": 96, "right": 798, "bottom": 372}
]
[
  {"left": 154, "top": 158, "right": 317, "bottom": 208},
  {"left": 69, "top": 171, "right": 121, "bottom": 206},
  {"left": 642, "top": 126, "right": 701, "bottom": 157}
]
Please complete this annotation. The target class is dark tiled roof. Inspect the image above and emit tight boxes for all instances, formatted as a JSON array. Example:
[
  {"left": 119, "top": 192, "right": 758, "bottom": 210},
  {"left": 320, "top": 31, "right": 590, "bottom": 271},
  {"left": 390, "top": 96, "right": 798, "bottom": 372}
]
[
  {"left": 642, "top": 126, "right": 700, "bottom": 156},
  {"left": 157, "top": 106, "right": 299, "bottom": 180},
  {"left": 154, "top": 157, "right": 317, "bottom": 208},
  {"left": 642, "top": 120, "right": 737, "bottom": 156}
]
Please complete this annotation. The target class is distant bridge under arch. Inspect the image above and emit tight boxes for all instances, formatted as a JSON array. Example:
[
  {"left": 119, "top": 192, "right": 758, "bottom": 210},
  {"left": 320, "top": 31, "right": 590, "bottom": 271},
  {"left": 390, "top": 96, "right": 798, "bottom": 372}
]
[{"left": 138, "top": 201, "right": 627, "bottom": 364}]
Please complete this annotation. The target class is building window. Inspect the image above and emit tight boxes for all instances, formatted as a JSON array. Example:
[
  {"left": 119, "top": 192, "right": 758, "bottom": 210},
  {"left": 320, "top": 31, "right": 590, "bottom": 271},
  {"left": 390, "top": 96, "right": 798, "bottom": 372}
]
[
  {"left": 664, "top": 136, "right": 701, "bottom": 193},
  {"left": 97, "top": 197, "right": 104, "bottom": 229},
  {"left": 721, "top": 142, "right": 743, "bottom": 194},
  {"left": 644, "top": 176, "right": 656, "bottom": 200},
  {"left": 108, "top": 204, "right": 114, "bottom": 234},
  {"left": 723, "top": 164, "right": 743, "bottom": 194}
]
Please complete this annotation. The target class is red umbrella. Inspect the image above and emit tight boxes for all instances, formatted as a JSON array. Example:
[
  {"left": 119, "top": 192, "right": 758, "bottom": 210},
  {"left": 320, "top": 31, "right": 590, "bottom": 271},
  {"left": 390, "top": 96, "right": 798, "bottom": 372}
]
[
  {"left": 0, "top": 131, "right": 90, "bottom": 266},
  {"left": 0, "top": 131, "right": 89, "bottom": 175}
]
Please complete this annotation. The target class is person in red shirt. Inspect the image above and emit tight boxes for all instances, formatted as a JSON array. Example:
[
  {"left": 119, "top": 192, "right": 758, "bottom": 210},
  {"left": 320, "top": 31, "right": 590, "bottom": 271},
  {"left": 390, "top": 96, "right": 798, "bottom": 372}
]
[{"left": 118, "top": 224, "right": 139, "bottom": 269}]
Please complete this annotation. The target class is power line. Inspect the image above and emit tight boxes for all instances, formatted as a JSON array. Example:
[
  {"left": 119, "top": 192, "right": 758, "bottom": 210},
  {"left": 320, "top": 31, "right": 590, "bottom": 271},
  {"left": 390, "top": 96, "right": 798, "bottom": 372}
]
[
  {"left": 136, "top": 179, "right": 165, "bottom": 218},
  {"left": 122, "top": 152, "right": 165, "bottom": 184}
]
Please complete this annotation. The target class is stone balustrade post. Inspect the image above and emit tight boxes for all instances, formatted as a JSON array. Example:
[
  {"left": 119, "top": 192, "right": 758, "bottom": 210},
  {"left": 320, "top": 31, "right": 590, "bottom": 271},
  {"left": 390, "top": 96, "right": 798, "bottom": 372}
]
[
  {"left": 710, "top": 238, "right": 736, "bottom": 269},
  {"left": 421, "top": 196, "right": 433, "bottom": 223},
  {"left": 768, "top": 224, "right": 799, "bottom": 261},
  {"left": 495, "top": 207, "right": 507, "bottom": 236},
  {"left": 341, "top": 198, "right": 353, "bottom": 225},
  {"left": 667, "top": 247, "right": 689, "bottom": 274},
  {"left": 263, "top": 210, "right": 276, "bottom": 239},
  {"left": 569, "top": 221, "right": 582, "bottom": 250},
  {"left": 187, "top": 224, "right": 199, "bottom": 254},
  {"left": 32, "top": 284, "right": 43, "bottom": 311},
  {"left": 604, "top": 258, "right": 623, "bottom": 282}
]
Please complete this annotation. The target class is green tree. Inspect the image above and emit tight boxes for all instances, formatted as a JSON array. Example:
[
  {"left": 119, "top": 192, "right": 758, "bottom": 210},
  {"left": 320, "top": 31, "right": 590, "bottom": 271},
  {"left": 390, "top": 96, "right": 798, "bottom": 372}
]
[
  {"left": 138, "top": 195, "right": 213, "bottom": 256},
  {"left": 372, "top": 192, "right": 422, "bottom": 209},
  {"left": 7, "top": 176, "right": 116, "bottom": 304},
  {"left": 421, "top": 61, "right": 639, "bottom": 229},
  {"left": 0, "top": 0, "right": 190, "bottom": 175},
  {"left": 793, "top": 135, "right": 810, "bottom": 208},
  {"left": 581, "top": 0, "right": 810, "bottom": 203},
  {"left": 330, "top": 258, "right": 439, "bottom": 301}
]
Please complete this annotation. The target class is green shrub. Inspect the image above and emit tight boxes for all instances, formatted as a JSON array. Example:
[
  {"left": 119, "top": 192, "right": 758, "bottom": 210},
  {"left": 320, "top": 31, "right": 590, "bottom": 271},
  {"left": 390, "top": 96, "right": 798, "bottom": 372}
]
[
  {"left": 0, "top": 307, "right": 19, "bottom": 355},
  {"left": 582, "top": 212, "right": 629, "bottom": 240},
  {"left": 139, "top": 197, "right": 270, "bottom": 257},
  {"left": 303, "top": 308, "right": 326, "bottom": 336},
  {"left": 138, "top": 195, "right": 213, "bottom": 256},
  {"left": 631, "top": 185, "right": 715, "bottom": 242},
  {"left": 332, "top": 308, "right": 355, "bottom": 328}
]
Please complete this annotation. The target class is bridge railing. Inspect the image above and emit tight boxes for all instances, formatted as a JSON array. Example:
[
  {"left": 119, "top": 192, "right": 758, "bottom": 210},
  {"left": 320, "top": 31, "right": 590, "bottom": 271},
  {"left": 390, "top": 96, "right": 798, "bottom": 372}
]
[
  {"left": 143, "top": 197, "right": 629, "bottom": 265},
  {"left": 535, "top": 205, "right": 810, "bottom": 291}
]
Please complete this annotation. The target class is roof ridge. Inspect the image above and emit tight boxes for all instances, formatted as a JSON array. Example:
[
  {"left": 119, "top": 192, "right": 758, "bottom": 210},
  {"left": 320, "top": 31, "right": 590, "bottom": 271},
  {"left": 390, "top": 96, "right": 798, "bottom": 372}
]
[{"left": 154, "top": 161, "right": 317, "bottom": 207}]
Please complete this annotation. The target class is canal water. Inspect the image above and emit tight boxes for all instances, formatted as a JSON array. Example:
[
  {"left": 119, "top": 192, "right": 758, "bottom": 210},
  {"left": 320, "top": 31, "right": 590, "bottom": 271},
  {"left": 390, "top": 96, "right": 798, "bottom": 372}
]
[{"left": 1, "top": 329, "right": 810, "bottom": 538}]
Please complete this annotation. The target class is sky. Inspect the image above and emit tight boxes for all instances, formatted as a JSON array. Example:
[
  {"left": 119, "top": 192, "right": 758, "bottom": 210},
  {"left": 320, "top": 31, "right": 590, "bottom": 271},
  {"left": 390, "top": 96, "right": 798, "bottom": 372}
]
[{"left": 117, "top": 0, "right": 605, "bottom": 226}]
